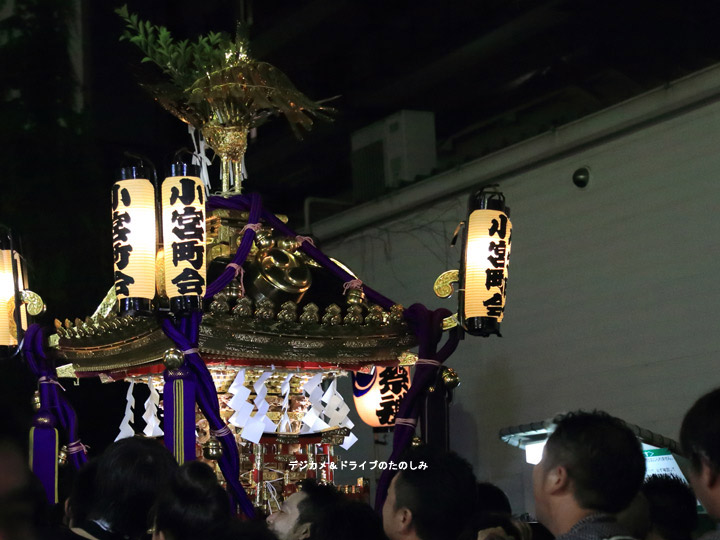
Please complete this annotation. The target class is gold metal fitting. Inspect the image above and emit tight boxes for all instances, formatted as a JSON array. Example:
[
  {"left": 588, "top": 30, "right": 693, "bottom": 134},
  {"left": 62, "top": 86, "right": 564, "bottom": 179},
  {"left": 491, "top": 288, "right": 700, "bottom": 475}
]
[
  {"left": 411, "top": 436, "right": 423, "bottom": 448},
  {"left": 441, "top": 367, "right": 460, "bottom": 389},
  {"left": 58, "top": 445, "right": 68, "bottom": 466},
  {"left": 32, "top": 391, "right": 41, "bottom": 411},
  {"left": 203, "top": 437, "right": 224, "bottom": 460},
  {"left": 346, "top": 287, "right": 365, "bottom": 305},
  {"left": 162, "top": 348, "right": 185, "bottom": 370}
]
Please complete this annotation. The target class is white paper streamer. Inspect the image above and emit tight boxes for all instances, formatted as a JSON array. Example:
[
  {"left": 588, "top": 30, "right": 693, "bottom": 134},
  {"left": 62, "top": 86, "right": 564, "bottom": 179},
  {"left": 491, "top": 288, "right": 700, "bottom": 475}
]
[
  {"left": 228, "top": 369, "right": 253, "bottom": 428},
  {"left": 115, "top": 382, "right": 135, "bottom": 441},
  {"left": 142, "top": 378, "right": 164, "bottom": 437},
  {"left": 240, "top": 370, "right": 274, "bottom": 443},
  {"left": 188, "top": 125, "right": 212, "bottom": 195}
]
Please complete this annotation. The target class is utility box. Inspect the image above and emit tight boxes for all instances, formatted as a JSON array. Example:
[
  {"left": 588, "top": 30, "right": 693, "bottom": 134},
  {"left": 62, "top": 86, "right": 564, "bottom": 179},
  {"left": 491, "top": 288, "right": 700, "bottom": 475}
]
[{"left": 351, "top": 110, "right": 437, "bottom": 202}]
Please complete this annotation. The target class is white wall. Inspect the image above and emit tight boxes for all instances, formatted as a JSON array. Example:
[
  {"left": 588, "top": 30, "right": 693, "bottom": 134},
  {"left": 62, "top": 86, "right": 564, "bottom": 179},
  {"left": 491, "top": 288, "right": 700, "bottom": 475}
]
[{"left": 322, "top": 64, "right": 720, "bottom": 514}]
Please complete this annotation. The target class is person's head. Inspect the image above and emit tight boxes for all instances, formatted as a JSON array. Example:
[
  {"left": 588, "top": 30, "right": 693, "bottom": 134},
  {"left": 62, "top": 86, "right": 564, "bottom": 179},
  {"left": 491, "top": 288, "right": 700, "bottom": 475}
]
[
  {"left": 266, "top": 480, "right": 343, "bottom": 540},
  {"left": 310, "top": 500, "right": 387, "bottom": 540},
  {"left": 532, "top": 411, "right": 645, "bottom": 534},
  {"left": 152, "top": 460, "right": 230, "bottom": 540},
  {"left": 680, "top": 388, "right": 720, "bottom": 518},
  {"left": 641, "top": 475, "right": 697, "bottom": 540},
  {"left": 476, "top": 482, "right": 512, "bottom": 517},
  {"left": 89, "top": 436, "right": 178, "bottom": 540},
  {"left": 382, "top": 446, "right": 478, "bottom": 540}
]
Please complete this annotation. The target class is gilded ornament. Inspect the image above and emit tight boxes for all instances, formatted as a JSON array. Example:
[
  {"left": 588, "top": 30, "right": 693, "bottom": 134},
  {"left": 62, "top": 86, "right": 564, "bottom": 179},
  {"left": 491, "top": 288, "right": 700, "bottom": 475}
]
[
  {"left": 232, "top": 297, "right": 253, "bottom": 318},
  {"left": 227, "top": 280, "right": 241, "bottom": 300},
  {"left": 322, "top": 304, "right": 342, "bottom": 326},
  {"left": 441, "top": 367, "right": 460, "bottom": 389},
  {"left": 277, "top": 301, "right": 298, "bottom": 323},
  {"left": 255, "top": 298, "right": 276, "bottom": 320},
  {"left": 255, "top": 230, "right": 275, "bottom": 250},
  {"left": 442, "top": 314, "right": 459, "bottom": 330},
  {"left": 209, "top": 299, "right": 230, "bottom": 315},
  {"left": 345, "top": 287, "right": 365, "bottom": 306},
  {"left": 32, "top": 391, "right": 41, "bottom": 411},
  {"left": 21, "top": 290, "right": 45, "bottom": 316},
  {"left": 203, "top": 437, "right": 224, "bottom": 460},
  {"left": 343, "top": 305, "right": 364, "bottom": 326},
  {"left": 411, "top": 436, "right": 423, "bottom": 448},
  {"left": 163, "top": 348, "right": 185, "bottom": 370},
  {"left": 277, "top": 237, "right": 299, "bottom": 252},
  {"left": 388, "top": 304, "right": 405, "bottom": 324},
  {"left": 299, "top": 303, "right": 320, "bottom": 325},
  {"left": 58, "top": 446, "right": 68, "bottom": 466},
  {"left": 365, "top": 305, "right": 386, "bottom": 326},
  {"left": 433, "top": 270, "right": 459, "bottom": 298}
]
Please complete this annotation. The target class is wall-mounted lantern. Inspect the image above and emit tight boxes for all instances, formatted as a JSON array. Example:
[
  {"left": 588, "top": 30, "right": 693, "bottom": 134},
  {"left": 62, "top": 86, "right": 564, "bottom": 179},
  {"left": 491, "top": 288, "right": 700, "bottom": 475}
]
[{"left": 459, "top": 188, "right": 512, "bottom": 337}]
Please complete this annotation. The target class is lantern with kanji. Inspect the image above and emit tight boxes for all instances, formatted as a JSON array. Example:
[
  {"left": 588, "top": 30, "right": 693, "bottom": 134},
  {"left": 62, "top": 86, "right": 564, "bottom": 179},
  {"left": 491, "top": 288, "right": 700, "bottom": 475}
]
[
  {"left": 112, "top": 166, "right": 157, "bottom": 315},
  {"left": 161, "top": 164, "right": 206, "bottom": 312},
  {"left": 352, "top": 366, "right": 412, "bottom": 428}
]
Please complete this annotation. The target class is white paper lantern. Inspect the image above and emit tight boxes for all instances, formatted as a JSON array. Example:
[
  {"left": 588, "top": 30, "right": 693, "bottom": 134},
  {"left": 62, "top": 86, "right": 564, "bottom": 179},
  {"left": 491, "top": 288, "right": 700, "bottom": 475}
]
[
  {"left": 0, "top": 249, "right": 15, "bottom": 346},
  {"left": 352, "top": 366, "right": 411, "bottom": 428},
  {"left": 112, "top": 170, "right": 157, "bottom": 313},
  {"left": 161, "top": 166, "right": 206, "bottom": 312},
  {"left": 462, "top": 190, "right": 512, "bottom": 337}
]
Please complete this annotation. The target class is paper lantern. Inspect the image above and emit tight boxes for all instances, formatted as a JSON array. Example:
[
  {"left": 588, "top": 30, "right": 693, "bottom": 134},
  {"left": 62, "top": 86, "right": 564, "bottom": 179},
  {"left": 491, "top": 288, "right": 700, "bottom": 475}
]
[
  {"left": 352, "top": 366, "right": 411, "bottom": 428},
  {"left": 161, "top": 164, "right": 206, "bottom": 312},
  {"left": 13, "top": 251, "right": 27, "bottom": 332},
  {"left": 112, "top": 167, "right": 157, "bottom": 314},
  {"left": 0, "top": 248, "right": 14, "bottom": 346},
  {"left": 460, "top": 189, "right": 512, "bottom": 337}
]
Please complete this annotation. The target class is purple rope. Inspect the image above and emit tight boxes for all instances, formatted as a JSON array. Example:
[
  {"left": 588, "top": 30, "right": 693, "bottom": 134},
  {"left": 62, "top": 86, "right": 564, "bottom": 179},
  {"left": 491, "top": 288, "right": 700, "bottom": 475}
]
[
  {"left": 161, "top": 314, "right": 255, "bottom": 518},
  {"left": 206, "top": 195, "right": 396, "bottom": 309},
  {"left": 204, "top": 193, "right": 262, "bottom": 299},
  {"left": 374, "top": 305, "right": 460, "bottom": 511}
]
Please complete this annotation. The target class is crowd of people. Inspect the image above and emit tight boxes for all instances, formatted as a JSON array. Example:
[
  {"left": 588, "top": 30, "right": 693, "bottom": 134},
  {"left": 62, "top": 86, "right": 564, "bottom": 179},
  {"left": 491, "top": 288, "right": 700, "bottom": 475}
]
[{"left": 2, "top": 387, "right": 720, "bottom": 540}]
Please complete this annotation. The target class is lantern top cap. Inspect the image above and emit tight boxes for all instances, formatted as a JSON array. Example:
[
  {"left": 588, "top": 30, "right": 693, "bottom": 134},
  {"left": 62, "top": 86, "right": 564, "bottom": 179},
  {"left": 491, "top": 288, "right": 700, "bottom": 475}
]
[
  {"left": 469, "top": 187, "right": 508, "bottom": 213},
  {"left": 116, "top": 165, "right": 150, "bottom": 181},
  {"left": 167, "top": 162, "right": 200, "bottom": 178}
]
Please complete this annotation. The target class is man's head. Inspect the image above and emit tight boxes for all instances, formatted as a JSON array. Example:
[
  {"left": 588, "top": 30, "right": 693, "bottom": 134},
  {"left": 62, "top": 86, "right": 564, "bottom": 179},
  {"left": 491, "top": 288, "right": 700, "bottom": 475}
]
[
  {"left": 89, "top": 436, "right": 177, "bottom": 540},
  {"left": 382, "top": 446, "right": 477, "bottom": 540},
  {"left": 532, "top": 411, "right": 645, "bottom": 534},
  {"left": 681, "top": 388, "right": 720, "bottom": 519},
  {"left": 642, "top": 475, "right": 697, "bottom": 540},
  {"left": 266, "top": 480, "right": 342, "bottom": 540}
]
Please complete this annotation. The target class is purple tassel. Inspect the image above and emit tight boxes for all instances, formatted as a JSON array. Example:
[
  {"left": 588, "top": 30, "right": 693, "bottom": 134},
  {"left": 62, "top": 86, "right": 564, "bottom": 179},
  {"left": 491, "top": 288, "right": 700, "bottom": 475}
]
[
  {"left": 163, "top": 366, "right": 198, "bottom": 464},
  {"left": 29, "top": 409, "right": 59, "bottom": 504}
]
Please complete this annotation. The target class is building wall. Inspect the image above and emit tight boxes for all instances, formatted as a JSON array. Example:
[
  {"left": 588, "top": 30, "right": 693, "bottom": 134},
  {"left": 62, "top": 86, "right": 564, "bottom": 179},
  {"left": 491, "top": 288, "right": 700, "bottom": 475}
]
[{"left": 322, "top": 66, "right": 720, "bottom": 513}]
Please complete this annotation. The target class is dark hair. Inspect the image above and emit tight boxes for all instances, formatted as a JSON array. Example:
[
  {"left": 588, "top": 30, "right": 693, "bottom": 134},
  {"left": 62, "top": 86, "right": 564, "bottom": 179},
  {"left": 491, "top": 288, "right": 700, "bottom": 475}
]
[
  {"left": 154, "top": 461, "right": 230, "bottom": 540},
  {"left": 544, "top": 411, "right": 645, "bottom": 513},
  {"left": 642, "top": 475, "right": 697, "bottom": 540},
  {"left": 89, "top": 436, "right": 177, "bottom": 539},
  {"left": 67, "top": 459, "right": 98, "bottom": 527},
  {"left": 393, "top": 446, "right": 478, "bottom": 540},
  {"left": 681, "top": 387, "right": 720, "bottom": 473},
  {"left": 310, "top": 500, "right": 387, "bottom": 540},
  {"left": 476, "top": 482, "right": 512, "bottom": 516},
  {"left": 297, "top": 480, "right": 343, "bottom": 528}
]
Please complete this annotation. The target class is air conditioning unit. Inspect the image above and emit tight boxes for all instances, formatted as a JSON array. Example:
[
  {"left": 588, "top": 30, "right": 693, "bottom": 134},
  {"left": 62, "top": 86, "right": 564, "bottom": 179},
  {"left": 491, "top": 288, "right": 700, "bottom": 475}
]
[{"left": 351, "top": 110, "right": 437, "bottom": 202}]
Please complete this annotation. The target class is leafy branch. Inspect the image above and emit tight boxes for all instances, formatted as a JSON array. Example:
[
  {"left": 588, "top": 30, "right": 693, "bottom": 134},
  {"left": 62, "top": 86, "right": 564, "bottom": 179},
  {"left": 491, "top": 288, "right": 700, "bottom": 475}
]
[{"left": 115, "top": 5, "right": 237, "bottom": 91}]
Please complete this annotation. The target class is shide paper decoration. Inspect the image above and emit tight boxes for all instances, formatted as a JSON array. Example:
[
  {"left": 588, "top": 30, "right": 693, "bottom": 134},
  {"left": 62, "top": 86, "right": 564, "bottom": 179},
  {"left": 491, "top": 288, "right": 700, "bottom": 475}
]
[
  {"left": 352, "top": 366, "right": 412, "bottom": 428},
  {"left": 461, "top": 188, "right": 512, "bottom": 337},
  {"left": 112, "top": 167, "right": 157, "bottom": 315},
  {"left": 162, "top": 164, "right": 206, "bottom": 312}
]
